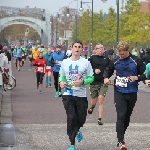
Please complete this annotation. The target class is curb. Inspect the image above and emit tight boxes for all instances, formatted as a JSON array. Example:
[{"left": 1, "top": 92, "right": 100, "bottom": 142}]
[{"left": 0, "top": 89, "right": 17, "bottom": 149}]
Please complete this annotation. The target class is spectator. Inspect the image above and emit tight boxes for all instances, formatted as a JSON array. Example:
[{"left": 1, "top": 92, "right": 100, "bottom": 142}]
[
  {"left": 83, "top": 47, "right": 88, "bottom": 59},
  {"left": 139, "top": 48, "right": 145, "bottom": 60},
  {"left": 132, "top": 48, "right": 138, "bottom": 56},
  {"left": 108, "top": 48, "right": 114, "bottom": 60},
  {"left": 143, "top": 48, "right": 150, "bottom": 65}
]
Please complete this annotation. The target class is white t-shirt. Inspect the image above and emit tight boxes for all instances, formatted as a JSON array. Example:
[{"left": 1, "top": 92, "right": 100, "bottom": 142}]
[
  {"left": 66, "top": 50, "right": 72, "bottom": 57},
  {"left": 59, "top": 57, "right": 93, "bottom": 97}
]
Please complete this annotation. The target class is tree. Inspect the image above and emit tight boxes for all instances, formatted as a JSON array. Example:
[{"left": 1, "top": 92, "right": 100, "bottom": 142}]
[
  {"left": 78, "top": 10, "right": 91, "bottom": 44},
  {"left": 103, "top": 7, "right": 116, "bottom": 46}
]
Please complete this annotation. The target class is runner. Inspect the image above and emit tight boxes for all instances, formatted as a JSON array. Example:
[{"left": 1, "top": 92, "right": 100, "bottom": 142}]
[
  {"left": 22, "top": 45, "right": 27, "bottom": 61},
  {"left": 49, "top": 45, "right": 65, "bottom": 97},
  {"left": 13, "top": 43, "right": 22, "bottom": 71},
  {"left": 33, "top": 52, "right": 46, "bottom": 94},
  {"left": 43, "top": 48, "right": 53, "bottom": 87},
  {"left": 31, "top": 45, "right": 40, "bottom": 71},
  {"left": 59, "top": 40, "right": 94, "bottom": 150},
  {"left": 103, "top": 41, "right": 146, "bottom": 150},
  {"left": 28, "top": 48, "right": 33, "bottom": 71},
  {"left": 88, "top": 43, "right": 110, "bottom": 125}
]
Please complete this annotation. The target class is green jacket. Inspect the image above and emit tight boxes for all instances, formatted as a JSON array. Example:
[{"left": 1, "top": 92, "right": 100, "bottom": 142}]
[{"left": 43, "top": 53, "right": 52, "bottom": 66}]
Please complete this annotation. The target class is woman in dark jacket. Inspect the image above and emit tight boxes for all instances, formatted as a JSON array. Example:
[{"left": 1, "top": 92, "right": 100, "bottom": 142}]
[
  {"left": 139, "top": 48, "right": 145, "bottom": 60},
  {"left": 143, "top": 48, "right": 150, "bottom": 65}
]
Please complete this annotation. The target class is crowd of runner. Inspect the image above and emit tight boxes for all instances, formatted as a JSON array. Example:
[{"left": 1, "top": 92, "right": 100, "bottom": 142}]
[{"left": 2, "top": 41, "right": 150, "bottom": 150}]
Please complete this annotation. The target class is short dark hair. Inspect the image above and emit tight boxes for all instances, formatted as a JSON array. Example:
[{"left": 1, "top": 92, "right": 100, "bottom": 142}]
[{"left": 72, "top": 40, "right": 83, "bottom": 48}]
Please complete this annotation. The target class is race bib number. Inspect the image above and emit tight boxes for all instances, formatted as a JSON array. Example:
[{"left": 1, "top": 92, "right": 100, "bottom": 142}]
[
  {"left": 37, "top": 67, "right": 43, "bottom": 72},
  {"left": 46, "top": 66, "right": 51, "bottom": 69},
  {"left": 115, "top": 76, "right": 128, "bottom": 87}
]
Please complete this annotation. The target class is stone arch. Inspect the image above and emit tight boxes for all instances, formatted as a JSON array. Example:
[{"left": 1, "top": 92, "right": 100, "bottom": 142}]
[{"left": 0, "top": 16, "right": 51, "bottom": 44}]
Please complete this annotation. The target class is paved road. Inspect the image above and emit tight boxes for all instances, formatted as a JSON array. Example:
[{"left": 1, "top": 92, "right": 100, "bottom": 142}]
[{"left": 1, "top": 60, "right": 150, "bottom": 150}]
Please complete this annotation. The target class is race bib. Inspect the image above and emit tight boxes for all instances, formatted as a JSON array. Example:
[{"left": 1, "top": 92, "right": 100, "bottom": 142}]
[
  {"left": 115, "top": 76, "right": 128, "bottom": 87},
  {"left": 46, "top": 66, "right": 51, "bottom": 69},
  {"left": 29, "top": 55, "right": 32, "bottom": 58},
  {"left": 37, "top": 67, "right": 43, "bottom": 72}
]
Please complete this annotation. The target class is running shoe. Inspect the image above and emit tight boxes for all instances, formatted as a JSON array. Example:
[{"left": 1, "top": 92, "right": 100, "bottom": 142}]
[
  {"left": 55, "top": 91, "right": 59, "bottom": 97},
  {"left": 118, "top": 142, "right": 127, "bottom": 150},
  {"left": 76, "top": 130, "right": 83, "bottom": 142},
  {"left": 59, "top": 92, "right": 62, "bottom": 97},
  {"left": 67, "top": 145, "right": 76, "bottom": 150},
  {"left": 98, "top": 118, "right": 103, "bottom": 125},
  {"left": 39, "top": 90, "right": 42, "bottom": 94}
]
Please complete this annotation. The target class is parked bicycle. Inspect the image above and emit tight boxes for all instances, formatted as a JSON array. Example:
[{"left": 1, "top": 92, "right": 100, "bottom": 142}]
[{"left": 2, "top": 68, "right": 16, "bottom": 91}]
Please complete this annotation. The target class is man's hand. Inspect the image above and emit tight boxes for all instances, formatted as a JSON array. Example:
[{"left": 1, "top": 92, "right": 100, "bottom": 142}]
[
  {"left": 127, "top": 76, "right": 138, "bottom": 82},
  {"left": 73, "top": 79, "right": 83, "bottom": 87},
  {"left": 95, "top": 69, "right": 101, "bottom": 74},
  {"left": 104, "top": 78, "right": 112, "bottom": 85},
  {"left": 38, "top": 63, "right": 40, "bottom": 65},
  {"left": 145, "top": 80, "right": 150, "bottom": 87},
  {"left": 55, "top": 60, "right": 58, "bottom": 64},
  {"left": 60, "top": 81, "right": 66, "bottom": 89}
]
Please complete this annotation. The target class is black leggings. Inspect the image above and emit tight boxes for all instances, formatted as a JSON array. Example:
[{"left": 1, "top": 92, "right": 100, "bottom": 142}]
[
  {"left": 53, "top": 71, "right": 61, "bottom": 92},
  {"left": 114, "top": 90, "right": 137, "bottom": 143},
  {"left": 36, "top": 72, "right": 44, "bottom": 86},
  {"left": 62, "top": 95, "right": 88, "bottom": 145}
]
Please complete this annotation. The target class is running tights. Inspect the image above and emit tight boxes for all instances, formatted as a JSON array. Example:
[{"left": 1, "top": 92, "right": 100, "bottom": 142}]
[
  {"left": 114, "top": 90, "right": 137, "bottom": 144},
  {"left": 53, "top": 71, "right": 61, "bottom": 92}
]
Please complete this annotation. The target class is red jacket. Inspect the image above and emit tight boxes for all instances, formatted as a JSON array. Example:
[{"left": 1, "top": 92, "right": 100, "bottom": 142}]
[{"left": 33, "top": 58, "right": 46, "bottom": 73}]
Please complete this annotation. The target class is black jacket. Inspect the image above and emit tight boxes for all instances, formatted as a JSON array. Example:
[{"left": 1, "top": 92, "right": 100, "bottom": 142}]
[
  {"left": 88, "top": 55, "right": 110, "bottom": 84},
  {"left": 143, "top": 52, "right": 150, "bottom": 65}
]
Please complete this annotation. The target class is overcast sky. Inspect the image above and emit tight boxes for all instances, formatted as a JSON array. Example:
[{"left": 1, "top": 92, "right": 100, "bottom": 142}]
[{"left": 0, "top": 0, "right": 145, "bottom": 15}]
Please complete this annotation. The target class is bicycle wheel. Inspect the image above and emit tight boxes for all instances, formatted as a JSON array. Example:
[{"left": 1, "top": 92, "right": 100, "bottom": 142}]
[{"left": 7, "top": 75, "right": 16, "bottom": 90}]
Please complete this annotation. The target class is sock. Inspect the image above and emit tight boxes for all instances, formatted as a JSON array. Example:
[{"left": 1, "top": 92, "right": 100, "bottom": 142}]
[
  {"left": 46, "top": 78, "right": 48, "bottom": 85},
  {"left": 48, "top": 77, "right": 51, "bottom": 84}
]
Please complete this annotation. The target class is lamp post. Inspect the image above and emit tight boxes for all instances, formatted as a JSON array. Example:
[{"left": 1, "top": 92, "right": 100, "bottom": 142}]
[
  {"left": 50, "top": 15, "right": 54, "bottom": 45},
  {"left": 80, "top": 0, "right": 93, "bottom": 56},
  {"left": 101, "top": 0, "right": 119, "bottom": 45},
  {"left": 56, "top": 13, "right": 59, "bottom": 45}
]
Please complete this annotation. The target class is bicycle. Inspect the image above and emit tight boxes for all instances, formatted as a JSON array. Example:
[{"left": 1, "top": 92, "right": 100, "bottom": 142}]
[{"left": 2, "top": 69, "right": 16, "bottom": 91}]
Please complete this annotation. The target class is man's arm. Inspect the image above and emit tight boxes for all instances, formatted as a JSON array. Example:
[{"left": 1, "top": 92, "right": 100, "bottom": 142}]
[
  {"left": 103, "top": 60, "right": 115, "bottom": 79},
  {"left": 136, "top": 57, "right": 146, "bottom": 81}
]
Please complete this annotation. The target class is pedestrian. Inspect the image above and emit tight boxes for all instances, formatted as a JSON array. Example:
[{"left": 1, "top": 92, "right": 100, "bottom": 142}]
[
  {"left": 3, "top": 46, "right": 13, "bottom": 87},
  {"left": 104, "top": 41, "right": 146, "bottom": 150},
  {"left": 49, "top": 45, "right": 65, "bottom": 97},
  {"left": 0, "top": 45, "right": 9, "bottom": 98},
  {"left": 88, "top": 44, "right": 110, "bottom": 125},
  {"left": 59, "top": 40, "right": 94, "bottom": 150},
  {"left": 33, "top": 51, "right": 46, "bottom": 94}
]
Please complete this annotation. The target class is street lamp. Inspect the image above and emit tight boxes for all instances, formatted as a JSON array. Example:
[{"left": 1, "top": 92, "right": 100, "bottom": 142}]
[
  {"left": 102, "top": 0, "right": 119, "bottom": 45},
  {"left": 80, "top": 0, "right": 93, "bottom": 56}
]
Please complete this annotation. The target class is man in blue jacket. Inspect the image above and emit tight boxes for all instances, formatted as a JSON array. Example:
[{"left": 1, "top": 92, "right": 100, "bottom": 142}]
[
  {"left": 104, "top": 41, "right": 146, "bottom": 150},
  {"left": 49, "top": 45, "right": 65, "bottom": 97}
]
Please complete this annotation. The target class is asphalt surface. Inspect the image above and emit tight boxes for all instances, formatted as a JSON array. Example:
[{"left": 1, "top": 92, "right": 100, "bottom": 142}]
[{"left": 1, "top": 60, "right": 150, "bottom": 150}]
